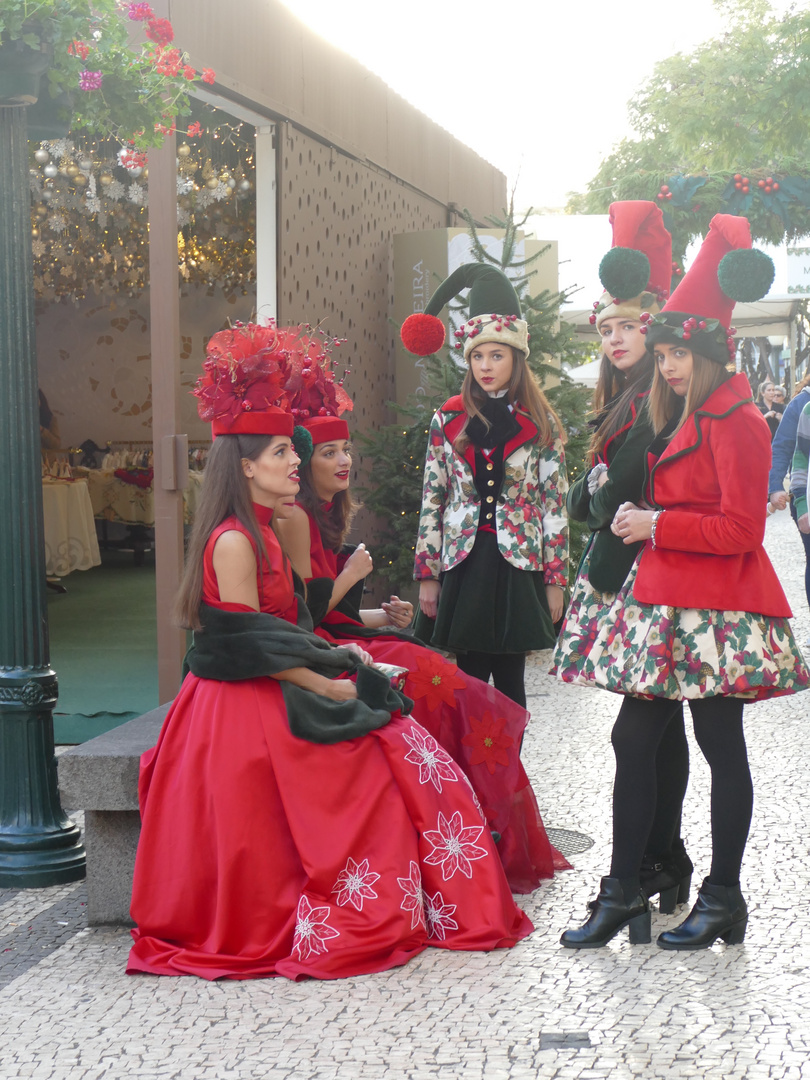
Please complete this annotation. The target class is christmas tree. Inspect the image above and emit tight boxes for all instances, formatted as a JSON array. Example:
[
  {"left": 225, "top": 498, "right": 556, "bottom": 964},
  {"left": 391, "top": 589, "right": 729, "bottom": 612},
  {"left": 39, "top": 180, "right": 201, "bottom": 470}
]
[{"left": 357, "top": 202, "right": 593, "bottom": 592}]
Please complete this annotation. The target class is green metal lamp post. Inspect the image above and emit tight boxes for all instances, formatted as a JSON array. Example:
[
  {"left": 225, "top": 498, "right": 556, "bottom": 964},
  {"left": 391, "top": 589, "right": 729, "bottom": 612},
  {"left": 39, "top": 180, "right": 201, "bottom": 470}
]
[{"left": 0, "top": 99, "right": 86, "bottom": 886}]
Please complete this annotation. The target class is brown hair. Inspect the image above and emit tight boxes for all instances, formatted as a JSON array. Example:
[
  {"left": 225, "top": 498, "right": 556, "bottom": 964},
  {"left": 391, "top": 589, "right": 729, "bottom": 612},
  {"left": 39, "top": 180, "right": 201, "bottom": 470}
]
[
  {"left": 589, "top": 352, "right": 655, "bottom": 459},
  {"left": 175, "top": 433, "right": 278, "bottom": 630},
  {"left": 454, "top": 347, "right": 566, "bottom": 452},
  {"left": 648, "top": 351, "right": 733, "bottom": 436},
  {"left": 757, "top": 380, "right": 775, "bottom": 402},
  {"left": 297, "top": 452, "right": 360, "bottom": 553}
]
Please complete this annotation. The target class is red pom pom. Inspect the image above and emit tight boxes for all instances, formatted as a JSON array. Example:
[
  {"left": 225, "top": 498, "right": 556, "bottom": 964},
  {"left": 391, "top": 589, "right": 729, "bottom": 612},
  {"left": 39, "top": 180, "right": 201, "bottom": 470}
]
[{"left": 400, "top": 313, "right": 446, "bottom": 356}]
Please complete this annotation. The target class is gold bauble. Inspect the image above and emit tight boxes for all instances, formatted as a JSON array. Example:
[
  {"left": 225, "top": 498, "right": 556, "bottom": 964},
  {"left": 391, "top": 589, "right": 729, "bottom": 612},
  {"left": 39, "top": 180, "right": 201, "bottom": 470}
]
[
  {"left": 177, "top": 143, "right": 192, "bottom": 158},
  {"left": 66, "top": 163, "right": 80, "bottom": 177},
  {"left": 31, "top": 227, "right": 40, "bottom": 239},
  {"left": 205, "top": 176, "right": 219, "bottom": 189},
  {"left": 99, "top": 172, "right": 113, "bottom": 185},
  {"left": 72, "top": 174, "right": 88, "bottom": 187}
]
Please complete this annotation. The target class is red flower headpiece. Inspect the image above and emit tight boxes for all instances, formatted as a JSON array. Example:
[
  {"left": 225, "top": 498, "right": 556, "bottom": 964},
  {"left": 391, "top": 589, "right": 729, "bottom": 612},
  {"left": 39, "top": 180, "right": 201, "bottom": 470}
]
[
  {"left": 193, "top": 321, "right": 291, "bottom": 434},
  {"left": 281, "top": 324, "right": 353, "bottom": 423}
]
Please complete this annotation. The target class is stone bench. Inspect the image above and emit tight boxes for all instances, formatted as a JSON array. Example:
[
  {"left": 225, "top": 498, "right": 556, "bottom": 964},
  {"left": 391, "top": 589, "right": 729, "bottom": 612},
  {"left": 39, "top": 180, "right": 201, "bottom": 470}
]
[{"left": 58, "top": 705, "right": 169, "bottom": 926}]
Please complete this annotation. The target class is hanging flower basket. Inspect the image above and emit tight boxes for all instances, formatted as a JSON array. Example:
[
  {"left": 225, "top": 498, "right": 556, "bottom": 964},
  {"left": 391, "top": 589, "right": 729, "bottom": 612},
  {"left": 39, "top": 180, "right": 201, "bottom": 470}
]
[{"left": 0, "top": 1, "right": 215, "bottom": 149}]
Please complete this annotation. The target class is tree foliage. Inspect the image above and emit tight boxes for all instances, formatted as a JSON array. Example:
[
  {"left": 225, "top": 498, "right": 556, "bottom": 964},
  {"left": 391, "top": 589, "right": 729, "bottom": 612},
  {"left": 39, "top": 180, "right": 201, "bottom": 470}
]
[{"left": 568, "top": 0, "right": 810, "bottom": 255}]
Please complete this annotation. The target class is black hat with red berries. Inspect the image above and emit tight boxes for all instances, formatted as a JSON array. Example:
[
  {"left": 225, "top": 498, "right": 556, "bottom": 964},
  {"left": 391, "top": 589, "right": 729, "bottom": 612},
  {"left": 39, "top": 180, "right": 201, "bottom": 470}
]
[
  {"left": 400, "top": 264, "right": 529, "bottom": 360},
  {"left": 643, "top": 214, "right": 775, "bottom": 365}
]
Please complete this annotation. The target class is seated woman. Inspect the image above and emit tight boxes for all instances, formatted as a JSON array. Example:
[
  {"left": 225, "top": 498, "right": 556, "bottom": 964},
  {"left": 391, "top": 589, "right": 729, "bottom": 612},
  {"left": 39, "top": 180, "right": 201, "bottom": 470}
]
[
  {"left": 274, "top": 330, "right": 568, "bottom": 893},
  {"left": 128, "top": 323, "right": 533, "bottom": 981}
]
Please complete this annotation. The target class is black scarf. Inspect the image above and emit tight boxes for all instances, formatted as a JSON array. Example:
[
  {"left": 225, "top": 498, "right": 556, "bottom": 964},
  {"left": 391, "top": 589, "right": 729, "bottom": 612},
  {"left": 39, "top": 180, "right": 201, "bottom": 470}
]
[
  {"left": 465, "top": 396, "right": 521, "bottom": 449},
  {"left": 184, "top": 603, "right": 413, "bottom": 744}
]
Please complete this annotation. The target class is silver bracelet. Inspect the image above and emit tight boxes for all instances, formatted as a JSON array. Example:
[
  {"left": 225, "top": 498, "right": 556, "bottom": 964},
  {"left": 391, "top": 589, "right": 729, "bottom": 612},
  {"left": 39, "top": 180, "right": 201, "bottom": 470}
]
[
  {"left": 586, "top": 463, "right": 608, "bottom": 496},
  {"left": 650, "top": 510, "right": 663, "bottom": 549}
]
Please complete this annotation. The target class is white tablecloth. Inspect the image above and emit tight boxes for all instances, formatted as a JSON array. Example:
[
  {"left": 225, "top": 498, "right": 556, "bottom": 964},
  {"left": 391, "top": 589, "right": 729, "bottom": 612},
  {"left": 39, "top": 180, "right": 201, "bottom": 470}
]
[
  {"left": 41, "top": 478, "right": 102, "bottom": 578},
  {"left": 75, "top": 469, "right": 204, "bottom": 527}
]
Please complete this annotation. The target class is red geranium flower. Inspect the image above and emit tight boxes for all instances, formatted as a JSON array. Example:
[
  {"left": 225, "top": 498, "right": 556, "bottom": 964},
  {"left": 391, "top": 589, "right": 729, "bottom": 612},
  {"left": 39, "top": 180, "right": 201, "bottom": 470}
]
[
  {"left": 146, "top": 16, "right": 174, "bottom": 46},
  {"left": 68, "top": 40, "right": 90, "bottom": 61},
  {"left": 201, "top": 68, "right": 216, "bottom": 85},
  {"left": 406, "top": 654, "right": 466, "bottom": 711},
  {"left": 187, "top": 121, "right": 202, "bottom": 137},
  {"left": 461, "top": 713, "right": 514, "bottom": 774}
]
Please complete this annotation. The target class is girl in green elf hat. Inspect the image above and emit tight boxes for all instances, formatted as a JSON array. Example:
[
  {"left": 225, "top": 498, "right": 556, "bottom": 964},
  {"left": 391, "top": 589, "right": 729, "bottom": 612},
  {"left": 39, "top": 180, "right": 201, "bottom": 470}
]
[
  {"left": 401, "top": 264, "right": 568, "bottom": 708},
  {"left": 558, "top": 214, "right": 809, "bottom": 951},
  {"left": 554, "top": 201, "right": 694, "bottom": 916}
]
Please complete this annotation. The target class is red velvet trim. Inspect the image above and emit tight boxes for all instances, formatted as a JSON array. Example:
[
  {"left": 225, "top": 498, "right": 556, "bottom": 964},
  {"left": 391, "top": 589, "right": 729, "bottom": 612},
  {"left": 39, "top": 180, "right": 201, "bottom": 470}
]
[
  {"left": 212, "top": 407, "right": 294, "bottom": 438},
  {"left": 304, "top": 416, "right": 350, "bottom": 444}
]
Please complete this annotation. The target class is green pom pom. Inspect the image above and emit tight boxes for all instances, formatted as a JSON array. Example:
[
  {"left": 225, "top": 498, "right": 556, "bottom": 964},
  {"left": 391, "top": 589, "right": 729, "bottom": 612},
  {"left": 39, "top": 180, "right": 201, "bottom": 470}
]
[
  {"left": 599, "top": 247, "right": 650, "bottom": 300},
  {"left": 718, "top": 249, "right": 775, "bottom": 302},
  {"left": 292, "top": 425, "right": 313, "bottom": 467}
]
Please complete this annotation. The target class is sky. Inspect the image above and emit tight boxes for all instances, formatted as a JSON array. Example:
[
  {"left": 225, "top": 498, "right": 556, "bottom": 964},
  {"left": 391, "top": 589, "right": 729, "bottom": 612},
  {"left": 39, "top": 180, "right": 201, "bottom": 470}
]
[{"left": 277, "top": 0, "right": 740, "bottom": 209}]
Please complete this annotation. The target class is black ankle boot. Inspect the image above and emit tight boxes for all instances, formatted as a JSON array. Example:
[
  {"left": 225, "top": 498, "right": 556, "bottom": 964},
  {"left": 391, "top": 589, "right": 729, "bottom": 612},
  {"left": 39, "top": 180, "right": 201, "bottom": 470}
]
[
  {"left": 657, "top": 879, "right": 747, "bottom": 950},
  {"left": 561, "top": 877, "right": 651, "bottom": 949},
  {"left": 586, "top": 846, "right": 693, "bottom": 915},
  {"left": 639, "top": 850, "right": 693, "bottom": 914}
]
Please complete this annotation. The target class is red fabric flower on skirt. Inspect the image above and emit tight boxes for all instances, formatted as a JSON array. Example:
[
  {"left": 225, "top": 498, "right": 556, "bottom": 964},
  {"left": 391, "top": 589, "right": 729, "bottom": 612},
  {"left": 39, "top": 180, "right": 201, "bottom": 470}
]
[
  {"left": 461, "top": 713, "right": 514, "bottom": 774},
  {"left": 405, "top": 654, "right": 466, "bottom": 712}
]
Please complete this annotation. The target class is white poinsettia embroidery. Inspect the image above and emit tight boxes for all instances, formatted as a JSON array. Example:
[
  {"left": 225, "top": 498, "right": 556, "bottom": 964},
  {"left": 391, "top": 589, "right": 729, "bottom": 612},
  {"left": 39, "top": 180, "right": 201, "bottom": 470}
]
[
  {"left": 423, "top": 811, "right": 488, "bottom": 880},
  {"left": 397, "top": 860, "right": 426, "bottom": 930},
  {"left": 422, "top": 889, "right": 459, "bottom": 941},
  {"left": 460, "top": 772, "right": 487, "bottom": 824},
  {"left": 332, "top": 857, "right": 381, "bottom": 911},
  {"left": 402, "top": 726, "right": 458, "bottom": 792},
  {"left": 292, "top": 895, "right": 340, "bottom": 961}
]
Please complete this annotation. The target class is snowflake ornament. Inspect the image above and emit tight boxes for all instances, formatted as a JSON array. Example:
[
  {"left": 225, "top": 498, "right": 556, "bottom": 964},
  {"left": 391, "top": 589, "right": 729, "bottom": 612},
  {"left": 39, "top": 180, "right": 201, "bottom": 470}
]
[{"left": 105, "top": 180, "right": 126, "bottom": 201}]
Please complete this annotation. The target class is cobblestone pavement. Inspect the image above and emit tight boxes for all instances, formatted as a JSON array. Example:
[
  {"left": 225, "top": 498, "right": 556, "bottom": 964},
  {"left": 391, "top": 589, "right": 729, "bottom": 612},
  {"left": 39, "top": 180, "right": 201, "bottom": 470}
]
[{"left": 1, "top": 510, "right": 809, "bottom": 1079}]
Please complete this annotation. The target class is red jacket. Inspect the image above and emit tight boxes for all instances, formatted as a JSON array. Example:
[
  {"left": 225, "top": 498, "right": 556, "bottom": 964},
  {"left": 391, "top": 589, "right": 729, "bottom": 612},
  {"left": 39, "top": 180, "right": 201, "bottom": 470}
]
[{"left": 633, "top": 373, "right": 791, "bottom": 617}]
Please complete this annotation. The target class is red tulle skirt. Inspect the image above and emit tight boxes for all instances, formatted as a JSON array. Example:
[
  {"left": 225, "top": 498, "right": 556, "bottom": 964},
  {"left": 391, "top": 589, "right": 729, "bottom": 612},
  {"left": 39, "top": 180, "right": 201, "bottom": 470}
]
[{"left": 316, "top": 621, "right": 569, "bottom": 891}]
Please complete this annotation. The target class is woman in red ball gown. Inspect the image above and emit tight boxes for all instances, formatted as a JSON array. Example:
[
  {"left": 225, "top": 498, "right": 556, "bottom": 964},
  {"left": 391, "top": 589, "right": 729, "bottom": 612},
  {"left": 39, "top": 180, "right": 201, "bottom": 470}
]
[{"left": 128, "top": 325, "right": 533, "bottom": 981}]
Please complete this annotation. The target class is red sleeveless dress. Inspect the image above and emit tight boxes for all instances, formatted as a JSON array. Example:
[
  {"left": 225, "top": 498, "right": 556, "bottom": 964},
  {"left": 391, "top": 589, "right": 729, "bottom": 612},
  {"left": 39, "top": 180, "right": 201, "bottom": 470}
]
[
  {"left": 128, "top": 506, "right": 533, "bottom": 980},
  {"left": 301, "top": 504, "right": 570, "bottom": 892}
]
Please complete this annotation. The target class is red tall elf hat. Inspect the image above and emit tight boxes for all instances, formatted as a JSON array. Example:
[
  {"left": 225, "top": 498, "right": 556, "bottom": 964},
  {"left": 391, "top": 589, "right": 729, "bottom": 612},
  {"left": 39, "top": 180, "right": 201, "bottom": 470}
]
[
  {"left": 592, "top": 201, "right": 672, "bottom": 330},
  {"left": 645, "top": 214, "right": 775, "bottom": 364}
]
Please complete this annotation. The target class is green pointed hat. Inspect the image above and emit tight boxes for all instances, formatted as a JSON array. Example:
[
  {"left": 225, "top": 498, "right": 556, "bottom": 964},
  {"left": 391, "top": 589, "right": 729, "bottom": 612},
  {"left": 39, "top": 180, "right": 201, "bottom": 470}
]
[{"left": 400, "top": 263, "right": 530, "bottom": 359}]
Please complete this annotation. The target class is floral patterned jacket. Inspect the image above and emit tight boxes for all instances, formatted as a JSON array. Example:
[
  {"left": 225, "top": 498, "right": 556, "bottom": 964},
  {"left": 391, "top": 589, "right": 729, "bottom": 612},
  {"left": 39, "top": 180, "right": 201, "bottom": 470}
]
[{"left": 413, "top": 395, "right": 568, "bottom": 586}]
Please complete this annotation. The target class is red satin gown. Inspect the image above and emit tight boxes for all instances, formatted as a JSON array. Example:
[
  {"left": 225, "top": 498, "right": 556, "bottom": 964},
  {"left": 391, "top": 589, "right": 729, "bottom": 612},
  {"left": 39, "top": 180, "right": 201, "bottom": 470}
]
[
  {"left": 300, "top": 504, "right": 570, "bottom": 893},
  {"left": 128, "top": 506, "right": 533, "bottom": 981}
]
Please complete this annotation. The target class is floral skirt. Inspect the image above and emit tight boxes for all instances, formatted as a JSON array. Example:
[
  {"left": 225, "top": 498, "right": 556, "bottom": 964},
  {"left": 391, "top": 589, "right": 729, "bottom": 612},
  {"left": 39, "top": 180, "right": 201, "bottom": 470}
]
[{"left": 551, "top": 547, "right": 810, "bottom": 701}]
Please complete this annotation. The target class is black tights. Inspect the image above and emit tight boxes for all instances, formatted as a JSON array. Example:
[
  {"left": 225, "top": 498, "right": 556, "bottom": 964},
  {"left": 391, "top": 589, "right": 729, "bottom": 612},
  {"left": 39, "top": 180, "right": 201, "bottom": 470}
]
[
  {"left": 644, "top": 705, "right": 689, "bottom": 858},
  {"left": 456, "top": 651, "right": 526, "bottom": 708},
  {"left": 610, "top": 696, "right": 753, "bottom": 887}
]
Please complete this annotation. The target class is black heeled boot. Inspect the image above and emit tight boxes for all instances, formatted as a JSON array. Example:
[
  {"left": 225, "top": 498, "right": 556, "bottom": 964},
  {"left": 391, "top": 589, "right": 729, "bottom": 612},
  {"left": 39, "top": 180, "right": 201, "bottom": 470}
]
[
  {"left": 587, "top": 845, "right": 693, "bottom": 915},
  {"left": 561, "top": 877, "right": 651, "bottom": 949},
  {"left": 639, "top": 846, "right": 693, "bottom": 914},
  {"left": 657, "top": 879, "right": 747, "bottom": 950}
]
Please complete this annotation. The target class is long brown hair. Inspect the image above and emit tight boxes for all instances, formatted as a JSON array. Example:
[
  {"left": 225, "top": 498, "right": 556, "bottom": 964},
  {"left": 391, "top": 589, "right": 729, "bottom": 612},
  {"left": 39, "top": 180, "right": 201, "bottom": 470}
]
[
  {"left": 175, "top": 433, "right": 277, "bottom": 630},
  {"left": 589, "top": 352, "right": 655, "bottom": 460},
  {"left": 297, "top": 459, "right": 360, "bottom": 553},
  {"left": 648, "top": 351, "right": 733, "bottom": 437},
  {"left": 454, "top": 347, "right": 566, "bottom": 452}
]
